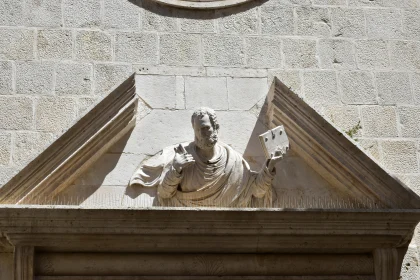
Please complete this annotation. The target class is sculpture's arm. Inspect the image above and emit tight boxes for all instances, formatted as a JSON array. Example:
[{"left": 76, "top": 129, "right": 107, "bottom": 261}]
[
  {"left": 157, "top": 167, "right": 183, "bottom": 198},
  {"left": 252, "top": 162, "right": 276, "bottom": 198}
]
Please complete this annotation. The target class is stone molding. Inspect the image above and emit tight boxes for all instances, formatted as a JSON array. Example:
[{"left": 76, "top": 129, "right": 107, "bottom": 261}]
[
  {"left": 14, "top": 246, "right": 34, "bottom": 280},
  {"left": 0, "top": 74, "right": 138, "bottom": 204},
  {"left": 267, "top": 78, "right": 420, "bottom": 209},
  {"left": 373, "top": 248, "right": 400, "bottom": 280}
]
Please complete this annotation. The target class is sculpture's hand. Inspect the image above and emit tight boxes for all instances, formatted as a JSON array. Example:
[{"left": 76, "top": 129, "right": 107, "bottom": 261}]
[
  {"left": 267, "top": 146, "right": 288, "bottom": 173},
  {"left": 173, "top": 144, "right": 195, "bottom": 174}
]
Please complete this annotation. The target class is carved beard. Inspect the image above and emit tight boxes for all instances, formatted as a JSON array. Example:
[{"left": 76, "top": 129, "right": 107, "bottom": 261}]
[{"left": 195, "top": 132, "right": 218, "bottom": 150}]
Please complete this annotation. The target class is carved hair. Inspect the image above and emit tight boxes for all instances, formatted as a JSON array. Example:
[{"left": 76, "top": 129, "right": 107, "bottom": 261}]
[{"left": 191, "top": 107, "right": 220, "bottom": 131}]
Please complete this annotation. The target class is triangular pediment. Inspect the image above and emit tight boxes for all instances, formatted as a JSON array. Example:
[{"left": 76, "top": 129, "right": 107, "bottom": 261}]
[{"left": 0, "top": 74, "right": 419, "bottom": 210}]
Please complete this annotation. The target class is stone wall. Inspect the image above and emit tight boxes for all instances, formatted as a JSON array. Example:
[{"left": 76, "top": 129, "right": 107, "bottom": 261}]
[{"left": 0, "top": 0, "right": 420, "bottom": 277}]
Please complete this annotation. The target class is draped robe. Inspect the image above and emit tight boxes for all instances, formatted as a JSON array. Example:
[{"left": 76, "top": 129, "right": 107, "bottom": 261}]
[{"left": 129, "top": 142, "right": 274, "bottom": 207}]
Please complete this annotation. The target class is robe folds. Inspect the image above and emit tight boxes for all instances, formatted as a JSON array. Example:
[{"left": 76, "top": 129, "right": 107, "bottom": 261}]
[{"left": 129, "top": 142, "right": 274, "bottom": 208}]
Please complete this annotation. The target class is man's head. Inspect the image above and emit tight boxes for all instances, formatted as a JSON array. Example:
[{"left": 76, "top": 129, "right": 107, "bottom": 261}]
[{"left": 191, "top": 107, "right": 219, "bottom": 150}]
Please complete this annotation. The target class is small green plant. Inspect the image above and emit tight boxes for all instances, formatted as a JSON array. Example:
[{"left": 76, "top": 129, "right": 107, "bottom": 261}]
[{"left": 345, "top": 121, "right": 362, "bottom": 140}]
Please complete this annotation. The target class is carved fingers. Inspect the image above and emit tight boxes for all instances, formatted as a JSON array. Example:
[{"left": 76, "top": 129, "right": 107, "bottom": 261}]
[
  {"left": 173, "top": 145, "right": 195, "bottom": 173},
  {"left": 267, "top": 146, "right": 288, "bottom": 172}
]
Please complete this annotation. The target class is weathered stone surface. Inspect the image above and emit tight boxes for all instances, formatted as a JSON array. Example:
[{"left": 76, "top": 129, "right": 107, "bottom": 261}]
[
  {"left": 390, "top": 41, "right": 420, "bottom": 70},
  {"left": 403, "top": 10, "right": 420, "bottom": 40},
  {"left": 63, "top": 0, "right": 101, "bottom": 28},
  {"left": 365, "top": 9, "right": 403, "bottom": 39},
  {"left": 203, "top": 35, "right": 244, "bottom": 66},
  {"left": 35, "top": 97, "right": 77, "bottom": 132},
  {"left": 318, "top": 39, "right": 356, "bottom": 69},
  {"left": 340, "top": 71, "right": 376, "bottom": 104},
  {"left": 160, "top": 34, "right": 201, "bottom": 66},
  {"left": 0, "top": 61, "right": 13, "bottom": 95},
  {"left": 0, "top": 0, "right": 25, "bottom": 26},
  {"left": 0, "top": 97, "right": 33, "bottom": 130},
  {"left": 115, "top": 32, "right": 157, "bottom": 64},
  {"left": 37, "top": 29, "right": 73, "bottom": 60},
  {"left": 381, "top": 140, "right": 419, "bottom": 173},
  {"left": 135, "top": 65, "right": 205, "bottom": 76},
  {"left": 75, "top": 31, "right": 112, "bottom": 61},
  {"left": 357, "top": 138, "right": 380, "bottom": 161},
  {"left": 331, "top": 8, "right": 365, "bottom": 38},
  {"left": 268, "top": 70, "right": 302, "bottom": 96},
  {"left": 376, "top": 72, "right": 412, "bottom": 105},
  {"left": 296, "top": 7, "right": 331, "bottom": 37},
  {"left": 400, "top": 245, "right": 420, "bottom": 280},
  {"left": 324, "top": 105, "right": 361, "bottom": 137},
  {"left": 0, "top": 133, "right": 10, "bottom": 166},
  {"left": 245, "top": 37, "right": 282, "bottom": 68},
  {"left": 26, "top": 0, "right": 61, "bottom": 27},
  {"left": 0, "top": 166, "right": 17, "bottom": 185},
  {"left": 56, "top": 63, "right": 93, "bottom": 96},
  {"left": 349, "top": 0, "right": 419, "bottom": 8},
  {"left": 283, "top": 39, "right": 318, "bottom": 68},
  {"left": 16, "top": 61, "right": 54, "bottom": 95},
  {"left": 185, "top": 77, "right": 228, "bottom": 109},
  {"left": 261, "top": 5, "right": 294, "bottom": 35},
  {"left": 313, "top": 0, "right": 346, "bottom": 5},
  {"left": 179, "top": 11, "right": 216, "bottom": 33},
  {"left": 356, "top": 39, "right": 389, "bottom": 69},
  {"left": 13, "top": 132, "right": 54, "bottom": 167},
  {"left": 218, "top": 8, "right": 258, "bottom": 34},
  {"left": 176, "top": 76, "right": 185, "bottom": 109},
  {"left": 136, "top": 75, "right": 177, "bottom": 109},
  {"left": 206, "top": 67, "right": 267, "bottom": 78},
  {"left": 398, "top": 107, "right": 420, "bottom": 137},
  {"left": 141, "top": 3, "right": 178, "bottom": 32},
  {"left": 303, "top": 71, "right": 340, "bottom": 108},
  {"left": 227, "top": 77, "right": 268, "bottom": 110},
  {"left": 0, "top": 29, "right": 34, "bottom": 60},
  {"left": 361, "top": 106, "right": 398, "bottom": 137},
  {"left": 94, "top": 64, "right": 132, "bottom": 95},
  {"left": 78, "top": 97, "right": 97, "bottom": 116},
  {"left": 414, "top": 73, "right": 420, "bottom": 105},
  {"left": 104, "top": 0, "right": 140, "bottom": 30}
]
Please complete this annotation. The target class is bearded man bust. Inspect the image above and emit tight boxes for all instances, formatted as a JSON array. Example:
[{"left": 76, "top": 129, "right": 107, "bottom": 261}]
[{"left": 129, "top": 107, "right": 286, "bottom": 208}]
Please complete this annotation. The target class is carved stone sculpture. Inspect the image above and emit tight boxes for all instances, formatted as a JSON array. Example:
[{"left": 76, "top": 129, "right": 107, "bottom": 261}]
[{"left": 129, "top": 107, "right": 286, "bottom": 207}]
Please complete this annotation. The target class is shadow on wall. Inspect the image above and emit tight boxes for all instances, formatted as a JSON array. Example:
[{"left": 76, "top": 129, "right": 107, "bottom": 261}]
[{"left": 129, "top": 0, "right": 267, "bottom": 18}]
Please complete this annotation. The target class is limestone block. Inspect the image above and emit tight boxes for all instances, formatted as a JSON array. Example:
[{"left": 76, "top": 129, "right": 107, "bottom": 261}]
[
  {"left": 112, "top": 110, "right": 194, "bottom": 155},
  {"left": 0, "top": 133, "right": 11, "bottom": 166},
  {"left": 376, "top": 72, "right": 412, "bottom": 105},
  {"left": 303, "top": 71, "right": 340, "bottom": 108},
  {"left": 35, "top": 97, "right": 77, "bottom": 132},
  {"left": 0, "top": 61, "right": 13, "bottom": 95},
  {"left": 227, "top": 77, "right": 268, "bottom": 110},
  {"left": 160, "top": 34, "right": 201, "bottom": 66},
  {"left": 296, "top": 7, "right": 331, "bottom": 37},
  {"left": 390, "top": 41, "right": 420, "bottom": 70},
  {"left": 135, "top": 65, "right": 205, "bottom": 76},
  {"left": 340, "top": 71, "right": 376, "bottom": 104},
  {"left": 74, "top": 153, "right": 141, "bottom": 186},
  {"left": 349, "top": 0, "right": 419, "bottom": 7},
  {"left": 37, "top": 29, "right": 73, "bottom": 60},
  {"left": 357, "top": 138, "right": 380, "bottom": 161},
  {"left": 414, "top": 73, "right": 420, "bottom": 105},
  {"left": 0, "top": 97, "right": 33, "bottom": 130},
  {"left": 185, "top": 77, "right": 228, "bottom": 109},
  {"left": 104, "top": 0, "right": 140, "bottom": 30},
  {"left": 25, "top": 0, "right": 61, "bottom": 27},
  {"left": 268, "top": 70, "right": 302, "bottom": 96},
  {"left": 318, "top": 39, "right": 356, "bottom": 69},
  {"left": 75, "top": 31, "right": 112, "bottom": 62},
  {"left": 80, "top": 185, "right": 127, "bottom": 207},
  {"left": 269, "top": 0, "right": 311, "bottom": 5},
  {"left": 206, "top": 67, "right": 267, "bottom": 78},
  {"left": 361, "top": 106, "right": 398, "bottom": 137},
  {"left": 283, "top": 39, "right": 318, "bottom": 68},
  {"left": 0, "top": 167, "right": 17, "bottom": 185},
  {"left": 356, "top": 39, "right": 389, "bottom": 69},
  {"left": 78, "top": 97, "right": 97, "bottom": 116},
  {"left": 179, "top": 10, "right": 216, "bottom": 33},
  {"left": 136, "top": 75, "right": 177, "bottom": 109},
  {"left": 0, "top": 29, "right": 34, "bottom": 60},
  {"left": 141, "top": 3, "right": 178, "bottom": 32},
  {"left": 115, "top": 32, "right": 157, "bottom": 64},
  {"left": 245, "top": 37, "right": 282, "bottom": 68},
  {"left": 313, "top": 0, "right": 346, "bottom": 5},
  {"left": 16, "top": 61, "right": 54, "bottom": 95},
  {"left": 324, "top": 105, "right": 361, "bottom": 136},
  {"left": 403, "top": 10, "right": 420, "bottom": 41},
  {"left": 94, "top": 64, "right": 133, "bottom": 95},
  {"left": 203, "top": 35, "right": 244, "bottom": 67},
  {"left": 402, "top": 175, "right": 420, "bottom": 196},
  {"left": 13, "top": 132, "right": 54, "bottom": 167},
  {"left": 400, "top": 245, "right": 420, "bottom": 280},
  {"left": 331, "top": 8, "right": 366, "bottom": 38},
  {"left": 381, "top": 140, "right": 419, "bottom": 173},
  {"left": 56, "top": 63, "right": 93, "bottom": 96},
  {"left": 261, "top": 6, "right": 294, "bottom": 35},
  {"left": 63, "top": 0, "right": 101, "bottom": 28},
  {"left": 0, "top": 0, "right": 25, "bottom": 26},
  {"left": 365, "top": 9, "right": 403, "bottom": 39},
  {"left": 218, "top": 8, "right": 258, "bottom": 34},
  {"left": 398, "top": 107, "right": 420, "bottom": 137},
  {"left": 176, "top": 76, "right": 185, "bottom": 109}
]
